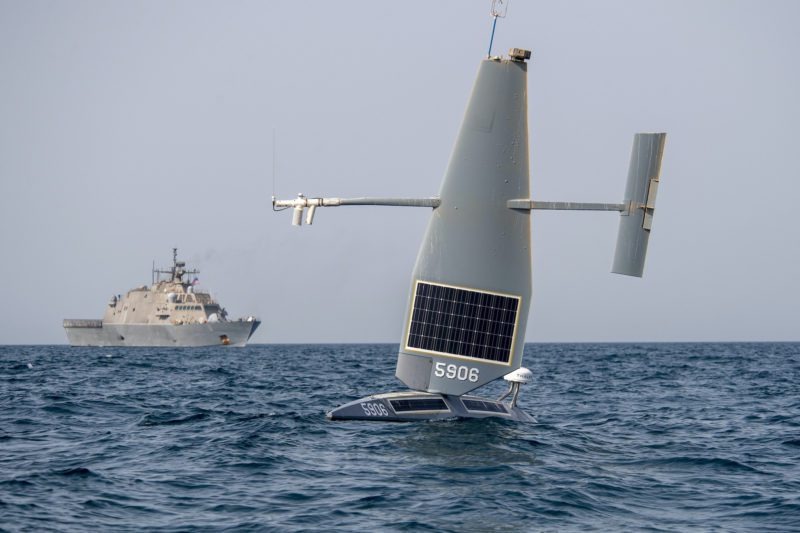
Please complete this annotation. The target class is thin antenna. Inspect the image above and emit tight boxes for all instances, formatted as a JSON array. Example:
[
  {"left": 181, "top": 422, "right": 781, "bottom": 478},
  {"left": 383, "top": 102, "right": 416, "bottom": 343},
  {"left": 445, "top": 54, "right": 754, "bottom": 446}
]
[
  {"left": 271, "top": 129, "right": 290, "bottom": 211},
  {"left": 272, "top": 128, "right": 276, "bottom": 199},
  {"left": 487, "top": 0, "right": 509, "bottom": 58}
]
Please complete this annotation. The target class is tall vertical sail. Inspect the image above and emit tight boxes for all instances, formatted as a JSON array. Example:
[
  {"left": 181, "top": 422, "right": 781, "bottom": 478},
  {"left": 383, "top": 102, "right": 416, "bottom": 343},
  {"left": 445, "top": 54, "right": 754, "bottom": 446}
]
[{"left": 396, "top": 54, "right": 532, "bottom": 396}]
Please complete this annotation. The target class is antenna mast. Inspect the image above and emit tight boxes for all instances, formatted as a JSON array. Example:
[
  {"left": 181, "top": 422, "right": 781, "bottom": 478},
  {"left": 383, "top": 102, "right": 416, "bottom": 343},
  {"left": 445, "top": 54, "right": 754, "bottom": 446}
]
[
  {"left": 271, "top": 129, "right": 290, "bottom": 212},
  {"left": 272, "top": 129, "right": 276, "bottom": 199},
  {"left": 487, "top": 0, "right": 509, "bottom": 57}
]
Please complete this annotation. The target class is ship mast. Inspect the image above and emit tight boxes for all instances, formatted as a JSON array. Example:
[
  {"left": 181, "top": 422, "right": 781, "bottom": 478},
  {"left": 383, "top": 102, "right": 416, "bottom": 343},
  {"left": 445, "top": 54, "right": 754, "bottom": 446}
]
[{"left": 152, "top": 248, "right": 200, "bottom": 285}]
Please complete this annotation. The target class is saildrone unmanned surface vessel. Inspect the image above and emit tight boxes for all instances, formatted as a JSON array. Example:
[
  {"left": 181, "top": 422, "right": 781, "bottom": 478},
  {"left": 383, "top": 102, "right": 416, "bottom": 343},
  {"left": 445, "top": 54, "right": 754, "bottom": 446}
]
[{"left": 273, "top": 47, "right": 666, "bottom": 422}]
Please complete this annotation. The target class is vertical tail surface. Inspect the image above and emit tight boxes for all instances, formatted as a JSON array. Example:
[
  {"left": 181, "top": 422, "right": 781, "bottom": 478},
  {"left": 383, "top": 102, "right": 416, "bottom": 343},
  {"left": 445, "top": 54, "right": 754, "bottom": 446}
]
[{"left": 612, "top": 133, "right": 666, "bottom": 277}]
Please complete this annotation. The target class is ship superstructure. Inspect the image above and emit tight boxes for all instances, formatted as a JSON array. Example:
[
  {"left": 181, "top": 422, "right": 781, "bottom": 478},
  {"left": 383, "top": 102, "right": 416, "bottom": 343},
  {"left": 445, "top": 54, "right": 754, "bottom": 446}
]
[{"left": 64, "top": 249, "right": 259, "bottom": 347}]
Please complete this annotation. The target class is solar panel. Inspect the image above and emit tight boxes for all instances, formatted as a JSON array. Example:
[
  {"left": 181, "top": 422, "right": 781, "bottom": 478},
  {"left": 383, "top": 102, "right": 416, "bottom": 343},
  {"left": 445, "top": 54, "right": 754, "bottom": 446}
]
[
  {"left": 390, "top": 398, "right": 449, "bottom": 413},
  {"left": 462, "top": 399, "right": 508, "bottom": 414},
  {"left": 405, "top": 281, "right": 520, "bottom": 364}
]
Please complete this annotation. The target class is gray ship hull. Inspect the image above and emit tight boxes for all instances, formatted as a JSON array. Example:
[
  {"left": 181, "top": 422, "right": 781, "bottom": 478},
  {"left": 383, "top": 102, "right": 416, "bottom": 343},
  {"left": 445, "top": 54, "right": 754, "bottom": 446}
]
[{"left": 64, "top": 320, "right": 260, "bottom": 347}]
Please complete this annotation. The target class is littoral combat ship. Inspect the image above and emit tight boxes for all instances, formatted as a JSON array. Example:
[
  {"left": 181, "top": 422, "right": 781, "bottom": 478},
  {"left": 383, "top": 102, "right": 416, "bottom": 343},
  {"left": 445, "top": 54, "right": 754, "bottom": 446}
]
[{"left": 64, "top": 249, "right": 260, "bottom": 347}]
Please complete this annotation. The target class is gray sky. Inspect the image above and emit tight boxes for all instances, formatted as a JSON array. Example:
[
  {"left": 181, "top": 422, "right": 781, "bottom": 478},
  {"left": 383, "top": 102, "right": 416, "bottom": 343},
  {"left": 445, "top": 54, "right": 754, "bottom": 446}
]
[{"left": 1, "top": 0, "right": 798, "bottom": 344}]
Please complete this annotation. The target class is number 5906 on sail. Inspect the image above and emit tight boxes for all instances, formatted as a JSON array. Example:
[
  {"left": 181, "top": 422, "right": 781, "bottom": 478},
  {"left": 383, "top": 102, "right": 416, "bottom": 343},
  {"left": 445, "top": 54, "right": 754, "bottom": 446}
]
[{"left": 434, "top": 362, "right": 479, "bottom": 382}]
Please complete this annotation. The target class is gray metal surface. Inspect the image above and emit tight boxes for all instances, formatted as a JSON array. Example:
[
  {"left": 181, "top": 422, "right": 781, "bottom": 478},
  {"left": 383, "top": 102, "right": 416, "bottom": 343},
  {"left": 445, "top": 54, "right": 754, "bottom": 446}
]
[
  {"left": 508, "top": 200, "right": 626, "bottom": 211},
  {"left": 396, "top": 56, "right": 532, "bottom": 397},
  {"left": 63, "top": 319, "right": 103, "bottom": 328},
  {"left": 272, "top": 196, "right": 440, "bottom": 208},
  {"left": 612, "top": 133, "right": 667, "bottom": 277},
  {"left": 63, "top": 320, "right": 259, "bottom": 347},
  {"left": 333, "top": 197, "right": 440, "bottom": 207}
]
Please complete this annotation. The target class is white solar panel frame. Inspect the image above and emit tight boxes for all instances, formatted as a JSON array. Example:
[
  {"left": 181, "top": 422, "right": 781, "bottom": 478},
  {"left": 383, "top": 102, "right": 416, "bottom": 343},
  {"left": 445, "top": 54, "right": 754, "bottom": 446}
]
[{"left": 404, "top": 280, "right": 521, "bottom": 366}]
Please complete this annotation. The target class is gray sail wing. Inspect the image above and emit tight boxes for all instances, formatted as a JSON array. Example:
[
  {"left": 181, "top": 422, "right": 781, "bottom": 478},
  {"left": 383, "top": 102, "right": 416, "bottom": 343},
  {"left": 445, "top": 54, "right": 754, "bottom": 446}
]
[
  {"left": 396, "top": 56, "right": 532, "bottom": 396},
  {"left": 612, "top": 133, "right": 667, "bottom": 277}
]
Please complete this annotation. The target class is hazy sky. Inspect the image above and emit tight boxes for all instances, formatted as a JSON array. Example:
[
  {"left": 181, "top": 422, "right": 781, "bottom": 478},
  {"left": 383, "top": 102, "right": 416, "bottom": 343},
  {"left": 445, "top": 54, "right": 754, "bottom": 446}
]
[{"left": 1, "top": 0, "right": 798, "bottom": 344}]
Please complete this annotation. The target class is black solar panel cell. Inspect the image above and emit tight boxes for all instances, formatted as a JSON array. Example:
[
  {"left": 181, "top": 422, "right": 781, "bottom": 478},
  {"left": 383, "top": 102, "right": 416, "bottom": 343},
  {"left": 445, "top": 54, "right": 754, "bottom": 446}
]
[{"left": 390, "top": 398, "right": 449, "bottom": 412}]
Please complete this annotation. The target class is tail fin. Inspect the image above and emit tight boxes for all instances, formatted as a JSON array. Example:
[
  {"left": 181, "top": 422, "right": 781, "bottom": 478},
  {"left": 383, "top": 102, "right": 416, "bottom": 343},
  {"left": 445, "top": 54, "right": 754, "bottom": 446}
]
[{"left": 612, "top": 133, "right": 666, "bottom": 277}]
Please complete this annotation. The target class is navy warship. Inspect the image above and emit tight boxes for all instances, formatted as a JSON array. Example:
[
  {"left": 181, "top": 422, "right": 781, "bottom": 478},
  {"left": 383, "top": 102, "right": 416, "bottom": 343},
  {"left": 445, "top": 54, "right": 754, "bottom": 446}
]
[{"left": 63, "top": 249, "right": 260, "bottom": 347}]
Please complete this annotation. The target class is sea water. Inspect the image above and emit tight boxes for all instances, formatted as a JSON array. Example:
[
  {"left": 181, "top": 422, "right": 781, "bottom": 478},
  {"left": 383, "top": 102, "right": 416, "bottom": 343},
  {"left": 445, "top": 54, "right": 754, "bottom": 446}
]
[{"left": 1, "top": 343, "right": 799, "bottom": 531}]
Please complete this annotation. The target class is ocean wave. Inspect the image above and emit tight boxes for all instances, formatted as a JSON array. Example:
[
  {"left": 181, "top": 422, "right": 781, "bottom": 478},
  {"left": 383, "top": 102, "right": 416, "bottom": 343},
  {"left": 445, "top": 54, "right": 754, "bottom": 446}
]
[
  {"left": 56, "top": 466, "right": 98, "bottom": 477},
  {"left": 137, "top": 411, "right": 210, "bottom": 426}
]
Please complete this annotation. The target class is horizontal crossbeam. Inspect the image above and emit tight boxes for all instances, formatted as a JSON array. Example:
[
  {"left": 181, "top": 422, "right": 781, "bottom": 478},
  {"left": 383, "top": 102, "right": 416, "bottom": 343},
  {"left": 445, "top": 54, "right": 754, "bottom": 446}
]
[
  {"left": 507, "top": 199, "right": 626, "bottom": 212},
  {"left": 273, "top": 196, "right": 440, "bottom": 208}
]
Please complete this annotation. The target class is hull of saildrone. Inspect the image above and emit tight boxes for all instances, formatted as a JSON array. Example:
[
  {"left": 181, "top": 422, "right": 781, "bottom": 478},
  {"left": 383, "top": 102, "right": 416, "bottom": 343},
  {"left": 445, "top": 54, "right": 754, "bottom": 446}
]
[
  {"left": 327, "top": 391, "right": 534, "bottom": 423},
  {"left": 63, "top": 320, "right": 260, "bottom": 347}
]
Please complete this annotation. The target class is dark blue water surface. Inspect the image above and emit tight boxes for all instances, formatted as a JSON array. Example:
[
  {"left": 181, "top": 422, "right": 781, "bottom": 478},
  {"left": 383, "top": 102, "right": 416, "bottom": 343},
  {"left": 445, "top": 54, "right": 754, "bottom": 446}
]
[{"left": 2, "top": 343, "right": 799, "bottom": 532}]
